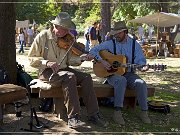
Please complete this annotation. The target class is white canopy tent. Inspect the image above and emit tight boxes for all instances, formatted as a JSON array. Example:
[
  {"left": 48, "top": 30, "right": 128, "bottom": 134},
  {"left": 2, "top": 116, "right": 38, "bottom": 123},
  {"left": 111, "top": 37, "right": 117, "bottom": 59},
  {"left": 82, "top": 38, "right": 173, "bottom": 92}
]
[
  {"left": 129, "top": 12, "right": 180, "bottom": 57},
  {"left": 128, "top": 12, "right": 180, "bottom": 27},
  {"left": 16, "top": 20, "right": 29, "bottom": 28}
]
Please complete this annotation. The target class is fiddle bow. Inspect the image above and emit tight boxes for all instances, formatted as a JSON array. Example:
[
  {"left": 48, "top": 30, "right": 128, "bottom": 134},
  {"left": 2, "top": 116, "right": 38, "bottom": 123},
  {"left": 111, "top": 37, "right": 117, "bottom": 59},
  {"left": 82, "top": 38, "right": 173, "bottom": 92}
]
[{"left": 49, "top": 37, "right": 76, "bottom": 82}]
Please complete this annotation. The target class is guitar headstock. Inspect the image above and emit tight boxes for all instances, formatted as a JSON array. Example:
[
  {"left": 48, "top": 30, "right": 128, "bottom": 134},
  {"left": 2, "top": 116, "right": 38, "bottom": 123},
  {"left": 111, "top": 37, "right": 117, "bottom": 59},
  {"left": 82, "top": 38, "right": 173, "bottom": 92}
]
[{"left": 147, "top": 64, "right": 167, "bottom": 71}]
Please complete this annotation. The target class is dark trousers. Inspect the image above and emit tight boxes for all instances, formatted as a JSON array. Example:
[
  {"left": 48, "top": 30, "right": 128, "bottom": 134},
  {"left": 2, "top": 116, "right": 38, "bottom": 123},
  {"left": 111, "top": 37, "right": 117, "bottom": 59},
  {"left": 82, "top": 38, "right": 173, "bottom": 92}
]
[{"left": 39, "top": 67, "right": 99, "bottom": 118}]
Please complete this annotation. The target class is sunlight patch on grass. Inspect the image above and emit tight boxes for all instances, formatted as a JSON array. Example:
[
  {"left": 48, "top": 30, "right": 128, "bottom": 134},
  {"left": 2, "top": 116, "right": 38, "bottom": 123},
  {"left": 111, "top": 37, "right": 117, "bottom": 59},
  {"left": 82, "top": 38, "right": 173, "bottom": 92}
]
[
  {"left": 150, "top": 91, "right": 180, "bottom": 103},
  {"left": 29, "top": 71, "right": 38, "bottom": 79}
]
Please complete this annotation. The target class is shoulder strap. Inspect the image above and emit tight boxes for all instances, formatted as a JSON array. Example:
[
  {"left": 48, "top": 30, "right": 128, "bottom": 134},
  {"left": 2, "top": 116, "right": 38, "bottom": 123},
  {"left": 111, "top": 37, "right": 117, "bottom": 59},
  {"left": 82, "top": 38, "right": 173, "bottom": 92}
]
[
  {"left": 132, "top": 38, "right": 136, "bottom": 64},
  {"left": 131, "top": 37, "right": 136, "bottom": 72},
  {"left": 112, "top": 39, "right": 116, "bottom": 55}
]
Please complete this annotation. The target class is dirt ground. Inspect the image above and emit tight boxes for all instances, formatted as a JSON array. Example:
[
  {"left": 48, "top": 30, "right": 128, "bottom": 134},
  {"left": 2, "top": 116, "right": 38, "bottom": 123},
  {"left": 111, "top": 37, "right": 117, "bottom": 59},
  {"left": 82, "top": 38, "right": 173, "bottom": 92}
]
[{"left": 1, "top": 40, "right": 180, "bottom": 134}]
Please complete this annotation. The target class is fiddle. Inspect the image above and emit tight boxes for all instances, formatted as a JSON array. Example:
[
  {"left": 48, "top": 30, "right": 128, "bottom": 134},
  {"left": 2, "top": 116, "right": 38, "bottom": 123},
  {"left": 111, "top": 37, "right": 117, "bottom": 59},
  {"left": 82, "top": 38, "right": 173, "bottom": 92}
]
[
  {"left": 72, "top": 42, "right": 88, "bottom": 56},
  {"left": 57, "top": 34, "right": 88, "bottom": 56},
  {"left": 57, "top": 34, "right": 74, "bottom": 49}
]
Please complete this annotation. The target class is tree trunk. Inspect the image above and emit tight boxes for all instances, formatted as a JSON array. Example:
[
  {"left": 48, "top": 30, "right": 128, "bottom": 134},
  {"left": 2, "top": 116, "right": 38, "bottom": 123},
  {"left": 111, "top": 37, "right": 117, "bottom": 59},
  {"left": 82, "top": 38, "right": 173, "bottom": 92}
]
[
  {"left": 0, "top": 1, "right": 17, "bottom": 83},
  {"left": 100, "top": 0, "right": 111, "bottom": 41}
]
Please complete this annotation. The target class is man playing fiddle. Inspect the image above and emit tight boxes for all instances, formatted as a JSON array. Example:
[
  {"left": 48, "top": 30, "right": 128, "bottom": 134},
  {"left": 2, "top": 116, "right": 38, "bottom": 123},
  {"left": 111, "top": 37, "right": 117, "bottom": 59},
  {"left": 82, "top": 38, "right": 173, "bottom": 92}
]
[{"left": 28, "top": 12, "right": 106, "bottom": 128}]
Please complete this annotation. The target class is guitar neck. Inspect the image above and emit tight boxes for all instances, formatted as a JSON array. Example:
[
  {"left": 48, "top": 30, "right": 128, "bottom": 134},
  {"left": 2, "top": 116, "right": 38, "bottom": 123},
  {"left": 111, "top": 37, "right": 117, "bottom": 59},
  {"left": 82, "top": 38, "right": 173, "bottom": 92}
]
[
  {"left": 123, "top": 63, "right": 144, "bottom": 68},
  {"left": 115, "top": 63, "right": 166, "bottom": 71},
  {"left": 114, "top": 62, "right": 144, "bottom": 69}
]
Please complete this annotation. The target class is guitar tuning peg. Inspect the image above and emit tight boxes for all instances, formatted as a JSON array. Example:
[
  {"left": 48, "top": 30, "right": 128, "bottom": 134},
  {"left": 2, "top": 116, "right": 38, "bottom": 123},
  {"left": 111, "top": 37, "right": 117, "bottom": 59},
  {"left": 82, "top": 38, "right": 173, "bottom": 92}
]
[
  {"left": 146, "top": 63, "right": 148, "bottom": 69},
  {"left": 161, "top": 63, "right": 164, "bottom": 71},
  {"left": 154, "top": 63, "right": 157, "bottom": 71},
  {"left": 162, "top": 64, "right": 164, "bottom": 71},
  {"left": 157, "top": 63, "right": 160, "bottom": 70}
]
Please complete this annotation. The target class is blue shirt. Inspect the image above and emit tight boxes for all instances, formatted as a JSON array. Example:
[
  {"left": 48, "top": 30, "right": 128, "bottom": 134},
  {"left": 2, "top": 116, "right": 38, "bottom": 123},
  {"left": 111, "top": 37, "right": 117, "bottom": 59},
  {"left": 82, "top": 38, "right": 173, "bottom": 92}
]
[
  {"left": 89, "top": 35, "right": 146, "bottom": 72},
  {"left": 89, "top": 26, "right": 97, "bottom": 40}
]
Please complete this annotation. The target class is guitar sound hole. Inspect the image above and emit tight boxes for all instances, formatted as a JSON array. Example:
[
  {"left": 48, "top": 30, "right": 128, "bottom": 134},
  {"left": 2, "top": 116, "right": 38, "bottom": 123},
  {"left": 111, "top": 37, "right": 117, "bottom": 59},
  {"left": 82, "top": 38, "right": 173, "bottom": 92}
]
[
  {"left": 107, "top": 67, "right": 118, "bottom": 73},
  {"left": 112, "top": 61, "right": 121, "bottom": 68}
]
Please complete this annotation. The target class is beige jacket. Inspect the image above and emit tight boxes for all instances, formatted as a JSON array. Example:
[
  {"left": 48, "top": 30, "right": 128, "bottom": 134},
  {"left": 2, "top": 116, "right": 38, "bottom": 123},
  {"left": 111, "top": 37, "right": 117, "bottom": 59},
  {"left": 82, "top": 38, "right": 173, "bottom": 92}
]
[{"left": 28, "top": 29, "right": 82, "bottom": 72}]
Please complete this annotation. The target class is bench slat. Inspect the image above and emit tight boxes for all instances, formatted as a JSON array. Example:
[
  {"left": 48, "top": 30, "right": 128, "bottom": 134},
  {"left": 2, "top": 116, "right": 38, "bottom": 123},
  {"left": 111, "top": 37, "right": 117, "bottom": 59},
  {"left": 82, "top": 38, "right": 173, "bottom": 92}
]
[
  {"left": 31, "top": 83, "right": 155, "bottom": 119},
  {"left": 0, "top": 84, "right": 27, "bottom": 105},
  {"left": 31, "top": 83, "right": 155, "bottom": 98}
]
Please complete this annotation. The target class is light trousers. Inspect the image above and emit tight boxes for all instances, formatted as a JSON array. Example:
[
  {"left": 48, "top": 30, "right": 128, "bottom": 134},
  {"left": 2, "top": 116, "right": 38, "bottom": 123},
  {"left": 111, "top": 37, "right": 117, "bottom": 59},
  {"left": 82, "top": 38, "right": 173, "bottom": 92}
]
[{"left": 107, "top": 72, "right": 148, "bottom": 110}]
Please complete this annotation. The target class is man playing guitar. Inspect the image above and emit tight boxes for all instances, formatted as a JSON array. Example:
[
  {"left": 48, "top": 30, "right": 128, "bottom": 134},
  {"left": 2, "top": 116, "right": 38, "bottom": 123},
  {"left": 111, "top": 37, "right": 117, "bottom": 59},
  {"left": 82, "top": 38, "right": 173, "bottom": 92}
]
[{"left": 84, "top": 21, "right": 151, "bottom": 125}]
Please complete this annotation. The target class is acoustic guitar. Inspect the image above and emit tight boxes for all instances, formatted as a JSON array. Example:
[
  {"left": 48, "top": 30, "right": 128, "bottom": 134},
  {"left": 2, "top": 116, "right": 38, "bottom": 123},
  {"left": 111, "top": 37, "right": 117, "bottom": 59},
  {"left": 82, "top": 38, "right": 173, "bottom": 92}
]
[{"left": 93, "top": 50, "right": 166, "bottom": 78}]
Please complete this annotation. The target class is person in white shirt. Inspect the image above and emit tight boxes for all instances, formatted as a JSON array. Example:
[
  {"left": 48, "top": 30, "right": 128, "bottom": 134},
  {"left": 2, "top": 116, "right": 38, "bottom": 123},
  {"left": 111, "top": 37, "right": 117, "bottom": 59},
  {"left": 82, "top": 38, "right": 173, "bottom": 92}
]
[
  {"left": 18, "top": 28, "right": 25, "bottom": 54},
  {"left": 147, "top": 25, "right": 154, "bottom": 41},
  {"left": 23, "top": 27, "right": 27, "bottom": 46},
  {"left": 27, "top": 26, "right": 34, "bottom": 46},
  {"left": 138, "top": 25, "right": 144, "bottom": 41}
]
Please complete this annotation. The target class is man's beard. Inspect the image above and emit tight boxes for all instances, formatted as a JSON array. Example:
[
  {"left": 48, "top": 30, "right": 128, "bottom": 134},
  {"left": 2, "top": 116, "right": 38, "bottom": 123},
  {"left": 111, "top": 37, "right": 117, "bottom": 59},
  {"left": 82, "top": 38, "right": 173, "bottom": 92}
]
[
  {"left": 115, "top": 37, "right": 124, "bottom": 42},
  {"left": 115, "top": 34, "right": 126, "bottom": 42}
]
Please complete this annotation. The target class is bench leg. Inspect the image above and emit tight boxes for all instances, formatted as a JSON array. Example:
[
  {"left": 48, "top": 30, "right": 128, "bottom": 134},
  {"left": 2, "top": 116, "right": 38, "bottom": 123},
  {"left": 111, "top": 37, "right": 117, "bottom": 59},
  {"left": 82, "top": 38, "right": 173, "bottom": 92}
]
[
  {"left": 0, "top": 105, "right": 3, "bottom": 125},
  {"left": 53, "top": 98, "right": 67, "bottom": 120}
]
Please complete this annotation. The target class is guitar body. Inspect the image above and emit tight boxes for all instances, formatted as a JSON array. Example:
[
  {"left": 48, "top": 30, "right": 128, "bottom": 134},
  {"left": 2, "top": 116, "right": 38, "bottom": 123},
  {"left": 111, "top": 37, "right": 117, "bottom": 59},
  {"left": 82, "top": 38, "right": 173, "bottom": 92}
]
[{"left": 93, "top": 50, "right": 127, "bottom": 78}]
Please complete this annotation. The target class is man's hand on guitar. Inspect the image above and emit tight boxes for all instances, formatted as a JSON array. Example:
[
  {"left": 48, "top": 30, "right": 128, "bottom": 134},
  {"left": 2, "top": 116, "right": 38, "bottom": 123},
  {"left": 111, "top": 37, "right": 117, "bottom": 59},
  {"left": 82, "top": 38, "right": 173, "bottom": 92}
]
[
  {"left": 46, "top": 61, "right": 59, "bottom": 73},
  {"left": 80, "top": 54, "right": 94, "bottom": 61},
  {"left": 99, "top": 59, "right": 112, "bottom": 70}
]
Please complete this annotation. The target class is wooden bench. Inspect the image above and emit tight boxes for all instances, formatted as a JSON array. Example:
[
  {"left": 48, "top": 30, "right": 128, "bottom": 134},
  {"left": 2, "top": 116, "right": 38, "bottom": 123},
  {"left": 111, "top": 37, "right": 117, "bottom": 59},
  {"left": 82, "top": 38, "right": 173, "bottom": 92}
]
[
  {"left": 31, "top": 83, "right": 155, "bottom": 119},
  {"left": 0, "top": 84, "right": 27, "bottom": 124}
]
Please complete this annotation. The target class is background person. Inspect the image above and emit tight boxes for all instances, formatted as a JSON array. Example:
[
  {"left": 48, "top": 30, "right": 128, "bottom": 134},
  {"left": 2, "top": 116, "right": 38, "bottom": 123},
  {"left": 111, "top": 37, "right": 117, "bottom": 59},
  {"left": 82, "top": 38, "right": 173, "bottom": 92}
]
[
  {"left": 84, "top": 26, "right": 90, "bottom": 52},
  {"left": 105, "top": 32, "right": 113, "bottom": 41},
  {"left": 23, "top": 27, "right": 27, "bottom": 47},
  {"left": 27, "top": 26, "right": 34, "bottom": 46},
  {"left": 89, "top": 21, "right": 98, "bottom": 49},
  {"left": 96, "top": 22, "right": 102, "bottom": 43},
  {"left": 138, "top": 24, "right": 144, "bottom": 42},
  {"left": 18, "top": 28, "right": 25, "bottom": 54},
  {"left": 147, "top": 24, "right": 154, "bottom": 41}
]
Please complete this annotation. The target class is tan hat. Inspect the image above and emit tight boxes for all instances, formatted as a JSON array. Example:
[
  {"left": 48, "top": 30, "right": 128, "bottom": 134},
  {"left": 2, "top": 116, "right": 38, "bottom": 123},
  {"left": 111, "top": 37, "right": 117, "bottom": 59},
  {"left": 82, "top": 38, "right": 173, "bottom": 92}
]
[
  {"left": 109, "top": 21, "right": 127, "bottom": 35},
  {"left": 50, "top": 12, "right": 76, "bottom": 30}
]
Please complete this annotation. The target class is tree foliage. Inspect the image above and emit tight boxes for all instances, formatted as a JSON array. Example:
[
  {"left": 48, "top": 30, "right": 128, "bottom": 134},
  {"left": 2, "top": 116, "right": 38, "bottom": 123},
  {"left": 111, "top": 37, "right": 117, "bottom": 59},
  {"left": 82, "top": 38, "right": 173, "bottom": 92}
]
[
  {"left": 112, "top": 0, "right": 179, "bottom": 22},
  {"left": 111, "top": 0, "right": 180, "bottom": 35},
  {"left": 15, "top": 0, "right": 180, "bottom": 33},
  {"left": 16, "top": 0, "right": 61, "bottom": 24}
]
